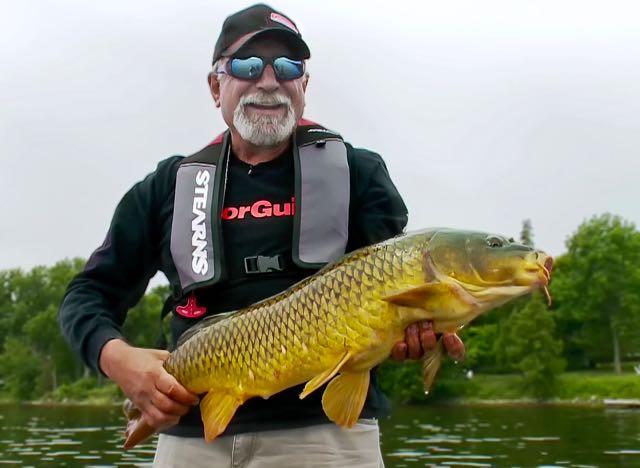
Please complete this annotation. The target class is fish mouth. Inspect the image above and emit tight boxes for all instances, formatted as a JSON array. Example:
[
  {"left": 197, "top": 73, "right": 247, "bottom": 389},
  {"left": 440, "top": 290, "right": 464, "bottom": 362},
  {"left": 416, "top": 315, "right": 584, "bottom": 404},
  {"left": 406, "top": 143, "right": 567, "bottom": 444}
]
[
  {"left": 482, "top": 253, "right": 553, "bottom": 306},
  {"left": 527, "top": 254, "right": 553, "bottom": 305}
]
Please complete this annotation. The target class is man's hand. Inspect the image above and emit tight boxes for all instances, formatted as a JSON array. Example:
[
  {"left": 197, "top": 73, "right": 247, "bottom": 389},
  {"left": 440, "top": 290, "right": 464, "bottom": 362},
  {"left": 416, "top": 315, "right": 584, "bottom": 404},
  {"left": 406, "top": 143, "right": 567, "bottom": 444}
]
[
  {"left": 390, "top": 321, "right": 465, "bottom": 362},
  {"left": 99, "top": 339, "right": 199, "bottom": 430}
]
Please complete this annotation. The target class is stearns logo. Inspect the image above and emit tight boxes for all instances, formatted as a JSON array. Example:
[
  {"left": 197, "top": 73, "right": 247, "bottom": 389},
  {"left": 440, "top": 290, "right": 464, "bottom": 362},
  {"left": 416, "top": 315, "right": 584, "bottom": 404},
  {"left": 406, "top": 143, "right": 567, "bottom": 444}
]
[
  {"left": 222, "top": 197, "right": 295, "bottom": 220},
  {"left": 191, "top": 170, "right": 210, "bottom": 275}
]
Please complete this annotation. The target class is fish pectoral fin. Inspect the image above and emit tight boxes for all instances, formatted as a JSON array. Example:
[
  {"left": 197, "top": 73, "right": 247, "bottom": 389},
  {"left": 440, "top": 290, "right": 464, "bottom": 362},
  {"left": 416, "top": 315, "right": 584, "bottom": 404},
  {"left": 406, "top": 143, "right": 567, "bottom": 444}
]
[
  {"left": 422, "top": 338, "right": 445, "bottom": 394},
  {"left": 381, "top": 282, "right": 451, "bottom": 308},
  {"left": 382, "top": 280, "right": 480, "bottom": 310},
  {"left": 299, "top": 351, "right": 353, "bottom": 399},
  {"left": 200, "top": 391, "right": 243, "bottom": 442},
  {"left": 321, "top": 371, "right": 370, "bottom": 428}
]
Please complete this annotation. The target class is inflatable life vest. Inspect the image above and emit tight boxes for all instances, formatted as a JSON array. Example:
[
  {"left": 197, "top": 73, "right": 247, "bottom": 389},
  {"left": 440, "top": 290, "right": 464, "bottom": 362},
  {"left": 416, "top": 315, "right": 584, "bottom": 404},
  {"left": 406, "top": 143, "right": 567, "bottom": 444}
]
[{"left": 170, "top": 120, "right": 351, "bottom": 293}]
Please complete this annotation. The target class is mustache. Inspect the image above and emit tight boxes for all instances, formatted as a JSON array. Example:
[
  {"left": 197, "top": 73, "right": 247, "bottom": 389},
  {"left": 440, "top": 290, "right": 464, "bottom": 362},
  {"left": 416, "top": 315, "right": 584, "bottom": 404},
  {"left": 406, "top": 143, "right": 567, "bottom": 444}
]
[{"left": 239, "top": 92, "right": 292, "bottom": 108}]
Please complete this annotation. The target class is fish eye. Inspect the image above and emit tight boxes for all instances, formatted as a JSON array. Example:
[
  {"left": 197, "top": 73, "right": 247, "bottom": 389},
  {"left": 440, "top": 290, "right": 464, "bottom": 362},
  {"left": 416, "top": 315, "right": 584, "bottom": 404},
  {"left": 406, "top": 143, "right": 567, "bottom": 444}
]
[
  {"left": 486, "top": 236, "right": 504, "bottom": 248},
  {"left": 508, "top": 237, "right": 515, "bottom": 243}
]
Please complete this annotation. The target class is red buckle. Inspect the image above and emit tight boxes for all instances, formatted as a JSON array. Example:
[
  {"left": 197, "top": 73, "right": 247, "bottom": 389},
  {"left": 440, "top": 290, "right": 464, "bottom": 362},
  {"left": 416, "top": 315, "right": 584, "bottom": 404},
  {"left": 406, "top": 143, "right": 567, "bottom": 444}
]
[{"left": 175, "top": 293, "right": 207, "bottom": 319}]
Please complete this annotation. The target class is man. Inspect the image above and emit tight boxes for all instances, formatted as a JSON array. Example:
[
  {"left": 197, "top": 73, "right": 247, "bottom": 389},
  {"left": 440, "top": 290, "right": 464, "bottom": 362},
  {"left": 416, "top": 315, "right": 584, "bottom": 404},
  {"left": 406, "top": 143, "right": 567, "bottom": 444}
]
[{"left": 59, "top": 4, "right": 464, "bottom": 467}]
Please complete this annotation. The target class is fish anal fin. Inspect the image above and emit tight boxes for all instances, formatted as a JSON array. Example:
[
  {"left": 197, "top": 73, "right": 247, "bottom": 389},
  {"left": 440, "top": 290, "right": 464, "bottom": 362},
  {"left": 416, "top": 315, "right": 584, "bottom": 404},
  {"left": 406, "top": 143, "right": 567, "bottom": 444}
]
[
  {"left": 200, "top": 391, "right": 243, "bottom": 442},
  {"left": 321, "top": 371, "right": 370, "bottom": 428},
  {"left": 299, "top": 351, "right": 352, "bottom": 399},
  {"left": 422, "top": 338, "right": 445, "bottom": 394}
]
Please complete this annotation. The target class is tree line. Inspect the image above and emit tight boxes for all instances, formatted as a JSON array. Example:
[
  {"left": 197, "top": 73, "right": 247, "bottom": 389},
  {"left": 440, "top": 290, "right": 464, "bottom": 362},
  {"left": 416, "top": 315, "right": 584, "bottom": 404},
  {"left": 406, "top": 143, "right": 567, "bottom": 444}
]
[{"left": 0, "top": 213, "right": 639, "bottom": 401}]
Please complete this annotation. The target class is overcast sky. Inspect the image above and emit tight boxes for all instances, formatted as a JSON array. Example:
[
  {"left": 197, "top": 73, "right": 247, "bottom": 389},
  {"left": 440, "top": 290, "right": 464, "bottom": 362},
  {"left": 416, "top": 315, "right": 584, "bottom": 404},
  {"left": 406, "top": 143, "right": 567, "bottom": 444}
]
[{"left": 1, "top": 0, "right": 639, "bottom": 281}]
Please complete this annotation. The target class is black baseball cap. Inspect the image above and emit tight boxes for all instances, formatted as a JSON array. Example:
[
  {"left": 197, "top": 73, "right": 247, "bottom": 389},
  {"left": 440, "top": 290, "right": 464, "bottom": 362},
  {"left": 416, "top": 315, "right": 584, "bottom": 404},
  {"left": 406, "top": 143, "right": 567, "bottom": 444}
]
[{"left": 212, "top": 4, "right": 310, "bottom": 64}]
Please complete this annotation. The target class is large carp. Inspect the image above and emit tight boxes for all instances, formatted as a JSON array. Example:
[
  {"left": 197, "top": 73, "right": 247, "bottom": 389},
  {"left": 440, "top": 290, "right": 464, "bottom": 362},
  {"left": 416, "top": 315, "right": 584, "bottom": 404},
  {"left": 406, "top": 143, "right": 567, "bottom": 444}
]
[{"left": 124, "top": 228, "right": 552, "bottom": 448}]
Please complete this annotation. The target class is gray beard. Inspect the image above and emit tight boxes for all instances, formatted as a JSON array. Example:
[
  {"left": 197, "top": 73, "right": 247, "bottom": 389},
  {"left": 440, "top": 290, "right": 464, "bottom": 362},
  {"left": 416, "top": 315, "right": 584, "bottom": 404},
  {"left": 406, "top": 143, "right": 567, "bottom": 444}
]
[{"left": 232, "top": 92, "right": 297, "bottom": 147}]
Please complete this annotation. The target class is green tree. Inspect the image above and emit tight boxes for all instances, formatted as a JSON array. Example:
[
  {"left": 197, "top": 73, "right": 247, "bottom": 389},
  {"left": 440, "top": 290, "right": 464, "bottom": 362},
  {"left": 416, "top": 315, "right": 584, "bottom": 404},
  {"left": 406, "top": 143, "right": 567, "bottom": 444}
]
[
  {"left": 520, "top": 219, "right": 534, "bottom": 247},
  {"left": 24, "top": 305, "right": 79, "bottom": 390},
  {"left": 0, "top": 337, "right": 43, "bottom": 399},
  {"left": 0, "top": 259, "right": 175, "bottom": 401},
  {"left": 499, "top": 294, "right": 565, "bottom": 397},
  {"left": 470, "top": 295, "right": 532, "bottom": 374},
  {"left": 551, "top": 253, "right": 595, "bottom": 370},
  {"left": 0, "top": 269, "right": 20, "bottom": 349},
  {"left": 551, "top": 214, "right": 640, "bottom": 373},
  {"left": 123, "top": 285, "right": 170, "bottom": 348},
  {"left": 462, "top": 323, "right": 499, "bottom": 372},
  {"left": 0, "top": 259, "right": 84, "bottom": 347},
  {"left": 0, "top": 259, "right": 85, "bottom": 399}
]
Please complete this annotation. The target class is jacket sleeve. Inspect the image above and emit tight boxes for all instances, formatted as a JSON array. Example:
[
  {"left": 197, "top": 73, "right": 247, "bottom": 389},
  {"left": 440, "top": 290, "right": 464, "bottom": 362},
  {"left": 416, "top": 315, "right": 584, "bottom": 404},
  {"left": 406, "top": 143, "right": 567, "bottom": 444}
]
[
  {"left": 58, "top": 156, "right": 180, "bottom": 372},
  {"left": 347, "top": 147, "right": 409, "bottom": 251}
]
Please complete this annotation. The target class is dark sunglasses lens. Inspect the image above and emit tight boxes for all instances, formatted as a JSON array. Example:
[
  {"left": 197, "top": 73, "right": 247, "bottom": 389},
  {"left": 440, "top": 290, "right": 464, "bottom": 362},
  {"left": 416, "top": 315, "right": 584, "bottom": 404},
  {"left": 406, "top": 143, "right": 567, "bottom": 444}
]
[
  {"left": 229, "top": 57, "right": 264, "bottom": 80},
  {"left": 273, "top": 57, "right": 304, "bottom": 80}
]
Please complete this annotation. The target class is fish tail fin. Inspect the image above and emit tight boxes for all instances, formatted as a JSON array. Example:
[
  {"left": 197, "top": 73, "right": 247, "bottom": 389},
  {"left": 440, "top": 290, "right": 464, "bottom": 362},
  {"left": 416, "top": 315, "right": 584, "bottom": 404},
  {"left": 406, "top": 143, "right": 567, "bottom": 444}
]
[
  {"left": 122, "top": 399, "right": 156, "bottom": 449},
  {"left": 422, "top": 338, "right": 445, "bottom": 394}
]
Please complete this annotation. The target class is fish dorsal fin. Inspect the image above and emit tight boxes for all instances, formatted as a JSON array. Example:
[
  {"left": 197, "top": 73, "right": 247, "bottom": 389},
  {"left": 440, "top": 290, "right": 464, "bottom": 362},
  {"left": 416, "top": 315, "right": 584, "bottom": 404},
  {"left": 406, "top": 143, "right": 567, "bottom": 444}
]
[
  {"left": 299, "top": 351, "right": 352, "bottom": 399},
  {"left": 321, "top": 371, "right": 370, "bottom": 428},
  {"left": 200, "top": 391, "right": 243, "bottom": 442},
  {"left": 177, "top": 310, "right": 236, "bottom": 347}
]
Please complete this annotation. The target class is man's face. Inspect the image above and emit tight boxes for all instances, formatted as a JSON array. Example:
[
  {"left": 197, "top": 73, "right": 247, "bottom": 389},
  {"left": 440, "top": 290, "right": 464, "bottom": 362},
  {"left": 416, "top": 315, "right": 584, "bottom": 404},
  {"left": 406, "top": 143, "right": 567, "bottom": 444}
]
[{"left": 209, "top": 38, "right": 308, "bottom": 147}]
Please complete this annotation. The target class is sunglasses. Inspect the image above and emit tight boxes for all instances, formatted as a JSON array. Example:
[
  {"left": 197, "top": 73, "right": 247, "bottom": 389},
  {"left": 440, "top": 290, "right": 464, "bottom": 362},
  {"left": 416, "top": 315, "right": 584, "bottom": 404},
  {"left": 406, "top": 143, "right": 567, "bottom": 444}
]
[{"left": 218, "top": 56, "right": 305, "bottom": 81}]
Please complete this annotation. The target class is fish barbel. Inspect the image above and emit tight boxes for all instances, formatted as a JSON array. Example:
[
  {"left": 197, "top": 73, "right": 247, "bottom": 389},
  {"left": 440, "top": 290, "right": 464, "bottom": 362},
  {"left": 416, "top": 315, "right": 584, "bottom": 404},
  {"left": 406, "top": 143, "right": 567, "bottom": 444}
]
[{"left": 124, "top": 228, "right": 552, "bottom": 448}]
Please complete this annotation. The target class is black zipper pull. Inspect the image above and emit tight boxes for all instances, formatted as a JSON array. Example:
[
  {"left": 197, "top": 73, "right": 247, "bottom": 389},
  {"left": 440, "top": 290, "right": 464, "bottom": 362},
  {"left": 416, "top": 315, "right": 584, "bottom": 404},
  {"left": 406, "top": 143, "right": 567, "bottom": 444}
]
[{"left": 248, "top": 165, "right": 254, "bottom": 175}]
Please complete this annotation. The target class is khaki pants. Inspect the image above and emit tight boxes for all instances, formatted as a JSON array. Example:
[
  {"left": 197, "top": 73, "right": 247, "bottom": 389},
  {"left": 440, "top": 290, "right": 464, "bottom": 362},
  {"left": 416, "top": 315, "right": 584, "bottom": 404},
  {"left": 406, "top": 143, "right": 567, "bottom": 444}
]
[{"left": 153, "top": 420, "right": 384, "bottom": 468}]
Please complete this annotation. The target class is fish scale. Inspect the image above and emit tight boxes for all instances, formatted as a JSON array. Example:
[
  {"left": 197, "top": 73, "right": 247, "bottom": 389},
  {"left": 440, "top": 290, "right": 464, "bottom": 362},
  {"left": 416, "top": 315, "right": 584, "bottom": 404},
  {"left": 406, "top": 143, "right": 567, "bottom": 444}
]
[{"left": 124, "top": 229, "right": 552, "bottom": 448}]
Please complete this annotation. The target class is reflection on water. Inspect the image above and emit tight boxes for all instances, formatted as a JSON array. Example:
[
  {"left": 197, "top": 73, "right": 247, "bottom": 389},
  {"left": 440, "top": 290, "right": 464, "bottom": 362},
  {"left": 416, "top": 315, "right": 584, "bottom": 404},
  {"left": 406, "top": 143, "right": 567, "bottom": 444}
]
[
  {"left": 379, "top": 405, "right": 640, "bottom": 467},
  {"left": 0, "top": 406, "right": 157, "bottom": 466},
  {"left": 0, "top": 404, "right": 638, "bottom": 466}
]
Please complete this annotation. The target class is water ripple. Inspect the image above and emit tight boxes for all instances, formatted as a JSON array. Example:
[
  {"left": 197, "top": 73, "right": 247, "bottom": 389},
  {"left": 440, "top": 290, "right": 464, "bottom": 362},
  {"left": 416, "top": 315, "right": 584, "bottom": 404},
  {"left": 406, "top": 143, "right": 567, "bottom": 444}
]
[
  {"left": 605, "top": 450, "right": 640, "bottom": 455},
  {"left": 1, "top": 404, "right": 639, "bottom": 467}
]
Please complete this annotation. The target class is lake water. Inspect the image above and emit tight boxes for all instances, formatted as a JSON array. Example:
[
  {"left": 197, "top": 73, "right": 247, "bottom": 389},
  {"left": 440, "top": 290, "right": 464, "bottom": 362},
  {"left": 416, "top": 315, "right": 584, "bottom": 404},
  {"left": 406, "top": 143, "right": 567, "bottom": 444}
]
[{"left": 0, "top": 403, "right": 638, "bottom": 466}]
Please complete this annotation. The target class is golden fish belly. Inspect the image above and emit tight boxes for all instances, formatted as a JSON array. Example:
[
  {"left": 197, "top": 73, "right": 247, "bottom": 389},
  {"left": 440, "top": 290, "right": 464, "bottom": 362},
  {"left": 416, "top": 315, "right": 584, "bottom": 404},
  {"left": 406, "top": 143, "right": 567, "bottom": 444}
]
[{"left": 166, "top": 293, "right": 394, "bottom": 399}]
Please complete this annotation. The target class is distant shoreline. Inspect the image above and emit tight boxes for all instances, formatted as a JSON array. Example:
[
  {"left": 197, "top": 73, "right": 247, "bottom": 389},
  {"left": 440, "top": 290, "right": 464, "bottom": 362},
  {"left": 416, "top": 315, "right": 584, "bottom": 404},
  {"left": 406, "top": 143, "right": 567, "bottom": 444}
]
[
  {"left": 0, "top": 398, "right": 630, "bottom": 408},
  {"left": 2, "top": 370, "right": 637, "bottom": 407}
]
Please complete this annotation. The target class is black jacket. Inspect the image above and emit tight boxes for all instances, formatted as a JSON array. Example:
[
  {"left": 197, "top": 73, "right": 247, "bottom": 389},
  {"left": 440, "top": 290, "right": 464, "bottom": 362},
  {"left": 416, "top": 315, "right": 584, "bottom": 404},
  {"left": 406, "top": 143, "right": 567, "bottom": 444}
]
[{"left": 58, "top": 137, "right": 408, "bottom": 435}]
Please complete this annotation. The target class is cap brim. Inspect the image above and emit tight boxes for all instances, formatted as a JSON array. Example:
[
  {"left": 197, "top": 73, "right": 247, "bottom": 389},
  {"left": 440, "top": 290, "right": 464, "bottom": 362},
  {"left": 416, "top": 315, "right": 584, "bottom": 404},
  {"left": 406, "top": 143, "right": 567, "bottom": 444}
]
[{"left": 222, "top": 28, "right": 310, "bottom": 60}]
